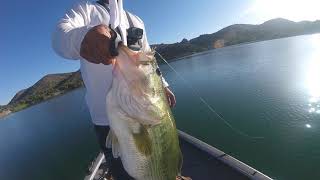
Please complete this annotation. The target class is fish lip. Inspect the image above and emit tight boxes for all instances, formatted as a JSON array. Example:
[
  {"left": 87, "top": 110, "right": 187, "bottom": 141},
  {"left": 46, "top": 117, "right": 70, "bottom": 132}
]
[
  {"left": 138, "top": 60, "right": 153, "bottom": 65},
  {"left": 149, "top": 121, "right": 162, "bottom": 127},
  {"left": 119, "top": 44, "right": 156, "bottom": 64}
]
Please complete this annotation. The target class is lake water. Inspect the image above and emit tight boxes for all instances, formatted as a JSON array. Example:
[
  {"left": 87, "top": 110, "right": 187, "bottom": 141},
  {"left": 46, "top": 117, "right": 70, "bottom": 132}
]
[
  {"left": 1, "top": 34, "right": 320, "bottom": 180},
  {"left": 0, "top": 89, "right": 98, "bottom": 180}
]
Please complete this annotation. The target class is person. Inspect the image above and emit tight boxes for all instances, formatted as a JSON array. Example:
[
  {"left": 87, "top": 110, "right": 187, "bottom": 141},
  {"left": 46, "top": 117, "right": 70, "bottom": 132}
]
[{"left": 52, "top": 0, "right": 177, "bottom": 179}]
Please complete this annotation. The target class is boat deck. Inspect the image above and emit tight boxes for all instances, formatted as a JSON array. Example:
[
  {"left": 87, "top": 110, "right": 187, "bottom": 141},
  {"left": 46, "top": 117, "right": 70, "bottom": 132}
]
[
  {"left": 86, "top": 138, "right": 250, "bottom": 180},
  {"left": 179, "top": 138, "right": 249, "bottom": 180}
]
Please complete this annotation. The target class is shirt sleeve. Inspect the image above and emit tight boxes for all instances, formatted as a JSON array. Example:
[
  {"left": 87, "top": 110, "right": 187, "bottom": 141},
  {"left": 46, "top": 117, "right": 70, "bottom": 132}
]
[{"left": 52, "top": 2, "right": 97, "bottom": 60}]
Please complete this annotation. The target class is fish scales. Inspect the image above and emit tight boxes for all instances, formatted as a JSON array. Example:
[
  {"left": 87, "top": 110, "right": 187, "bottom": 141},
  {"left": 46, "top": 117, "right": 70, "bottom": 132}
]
[{"left": 106, "top": 45, "right": 182, "bottom": 180}]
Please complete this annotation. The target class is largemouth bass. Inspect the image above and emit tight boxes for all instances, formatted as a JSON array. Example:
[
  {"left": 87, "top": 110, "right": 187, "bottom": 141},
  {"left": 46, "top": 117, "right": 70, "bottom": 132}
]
[{"left": 106, "top": 44, "right": 183, "bottom": 180}]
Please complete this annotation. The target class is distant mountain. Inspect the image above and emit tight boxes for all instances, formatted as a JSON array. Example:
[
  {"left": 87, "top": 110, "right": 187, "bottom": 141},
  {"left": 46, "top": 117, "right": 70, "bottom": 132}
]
[
  {"left": 0, "top": 70, "right": 83, "bottom": 116},
  {"left": 153, "top": 18, "right": 320, "bottom": 61},
  {"left": 1, "top": 18, "right": 320, "bottom": 117}
]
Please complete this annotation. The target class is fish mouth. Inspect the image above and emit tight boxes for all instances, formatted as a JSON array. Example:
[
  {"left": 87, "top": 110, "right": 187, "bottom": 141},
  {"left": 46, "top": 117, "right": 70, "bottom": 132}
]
[
  {"left": 137, "top": 60, "right": 153, "bottom": 65},
  {"left": 119, "top": 44, "right": 155, "bottom": 65},
  {"left": 135, "top": 52, "right": 155, "bottom": 65}
]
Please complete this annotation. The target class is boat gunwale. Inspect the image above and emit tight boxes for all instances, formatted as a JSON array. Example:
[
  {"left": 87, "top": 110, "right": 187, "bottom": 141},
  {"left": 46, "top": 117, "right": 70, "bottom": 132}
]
[
  {"left": 84, "top": 130, "right": 273, "bottom": 180},
  {"left": 178, "top": 130, "right": 273, "bottom": 180}
]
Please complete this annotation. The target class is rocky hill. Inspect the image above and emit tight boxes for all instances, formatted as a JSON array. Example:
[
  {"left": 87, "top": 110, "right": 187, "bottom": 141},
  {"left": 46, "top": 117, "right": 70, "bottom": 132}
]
[
  {"left": 0, "top": 70, "right": 83, "bottom": 115},
  {"left": 153, "top": 18, "right": 320, "bottom": 61}
]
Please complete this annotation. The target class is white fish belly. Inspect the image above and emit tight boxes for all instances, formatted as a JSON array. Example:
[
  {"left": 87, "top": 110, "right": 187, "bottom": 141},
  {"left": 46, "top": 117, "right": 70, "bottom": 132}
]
[{"left": 106, "top": 89, "right": 151, "bottom": 180}]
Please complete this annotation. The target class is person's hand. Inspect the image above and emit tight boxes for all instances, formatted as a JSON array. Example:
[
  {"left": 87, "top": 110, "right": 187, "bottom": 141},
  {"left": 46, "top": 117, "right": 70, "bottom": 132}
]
[
  {"left": 80, "top": 24, "right": 116, "bottom": 65},
  {"left": 164, "top": 87, "right": 176, "bottom": 108}
]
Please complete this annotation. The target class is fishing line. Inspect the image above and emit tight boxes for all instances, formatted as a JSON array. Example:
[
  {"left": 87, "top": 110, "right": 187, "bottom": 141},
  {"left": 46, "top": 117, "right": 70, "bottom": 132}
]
[{"left": 155, "top": 51, "right": 264, "bottom": 140}]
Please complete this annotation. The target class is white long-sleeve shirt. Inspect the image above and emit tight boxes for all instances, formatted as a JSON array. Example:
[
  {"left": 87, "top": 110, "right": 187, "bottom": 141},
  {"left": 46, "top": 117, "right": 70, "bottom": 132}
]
[{"left": 52, "top": 1, "right": 168, "bottom": 126}]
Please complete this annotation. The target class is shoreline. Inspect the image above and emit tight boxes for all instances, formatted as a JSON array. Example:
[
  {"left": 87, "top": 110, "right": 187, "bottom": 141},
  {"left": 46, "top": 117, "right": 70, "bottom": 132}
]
[
  {"left": 0, "top": 110, "right": 12, "bottom": 119},
  {"left": 158, "top": 32, "right": 320, "bottom": 64},
  {"left": 0, "top": 87, "right": 84, "bottom": 119},
  {"left": 2, "top": 33, "right": 320, "bottom": 119}
]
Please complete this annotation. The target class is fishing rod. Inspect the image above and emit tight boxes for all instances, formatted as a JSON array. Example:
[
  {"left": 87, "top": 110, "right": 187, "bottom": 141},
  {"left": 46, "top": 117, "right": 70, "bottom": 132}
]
[{"left": 155, "top": 51, "right": 265, "bottom": 140}]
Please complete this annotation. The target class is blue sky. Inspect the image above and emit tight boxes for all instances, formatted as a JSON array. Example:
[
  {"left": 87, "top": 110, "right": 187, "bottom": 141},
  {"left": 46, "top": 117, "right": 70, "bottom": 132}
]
[{"left": 1, "top": 0, "right": 319, "bottom": 105}]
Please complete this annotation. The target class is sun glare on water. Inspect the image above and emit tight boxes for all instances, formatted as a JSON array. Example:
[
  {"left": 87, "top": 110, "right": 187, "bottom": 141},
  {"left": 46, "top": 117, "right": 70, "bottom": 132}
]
[
  {"left": 247, "top": 0, "right": 320, "bottom": 22},
  {"left": 306, "top": 35, "right": 320, "bottom": 98},
  {"left": 305, "top": 35, "right": 320, "bottom": 115}
]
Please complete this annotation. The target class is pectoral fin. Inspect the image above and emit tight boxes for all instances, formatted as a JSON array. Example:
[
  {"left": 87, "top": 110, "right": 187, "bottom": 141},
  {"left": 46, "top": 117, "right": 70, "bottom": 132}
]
[{"left": 132, "top": 124, "right": 152, "bottom": 156}]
